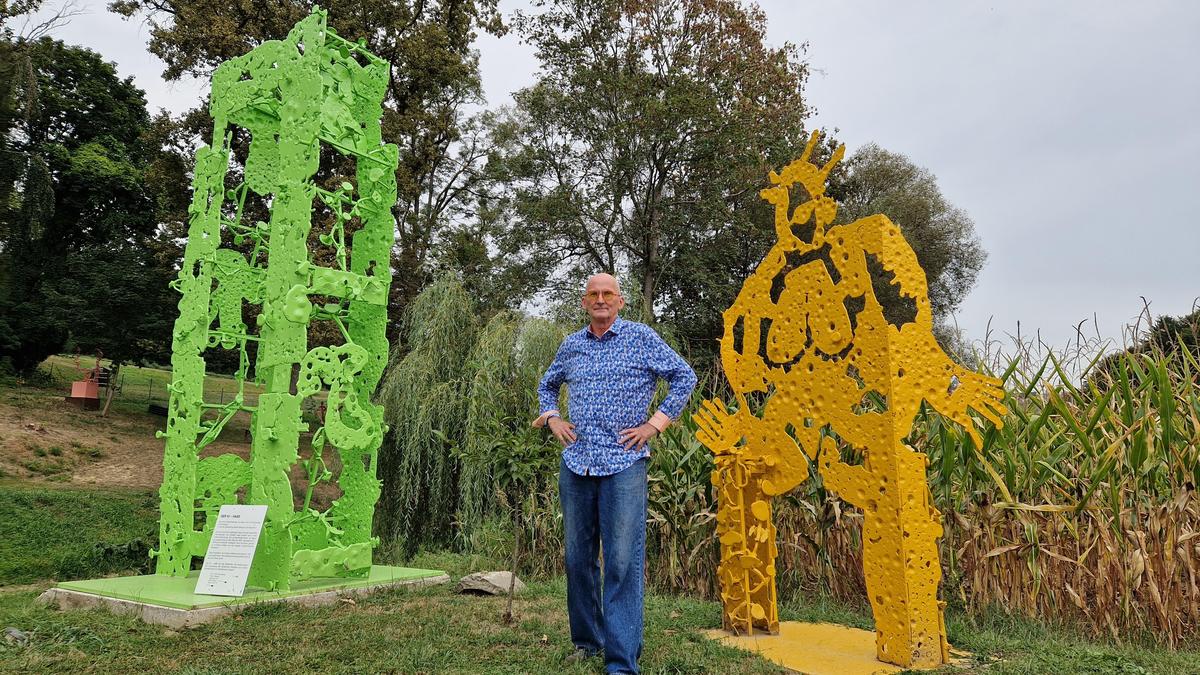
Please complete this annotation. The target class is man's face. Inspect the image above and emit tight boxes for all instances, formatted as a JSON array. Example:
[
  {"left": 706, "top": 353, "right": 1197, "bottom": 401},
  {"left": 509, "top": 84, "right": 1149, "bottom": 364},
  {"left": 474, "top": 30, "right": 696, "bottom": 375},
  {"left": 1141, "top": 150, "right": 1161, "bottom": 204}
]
[{"left": 582, "top": 276, "right": 624, "bottom": 324}]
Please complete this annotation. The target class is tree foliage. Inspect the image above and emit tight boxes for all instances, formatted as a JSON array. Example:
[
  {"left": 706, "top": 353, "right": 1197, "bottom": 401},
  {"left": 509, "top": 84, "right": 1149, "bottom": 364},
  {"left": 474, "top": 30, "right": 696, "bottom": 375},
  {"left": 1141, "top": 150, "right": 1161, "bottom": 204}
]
[
  {"left": 376, "top": 277, "right": 477, "bottom": 555},
  {"left": 487, "top": 0, "right": 813, "bottom": 353},
  {"left": 0, "top": 36, "right": 185, "bottom": 373},
  {"left": 375, "top": 275, "right": 565, "bottom": 557},
  {"left": 476, "top": 1, "right": 992, "bottom": 367},
  {"left": 1093, "top": 307, "right": 1200, "bottom": 389}
]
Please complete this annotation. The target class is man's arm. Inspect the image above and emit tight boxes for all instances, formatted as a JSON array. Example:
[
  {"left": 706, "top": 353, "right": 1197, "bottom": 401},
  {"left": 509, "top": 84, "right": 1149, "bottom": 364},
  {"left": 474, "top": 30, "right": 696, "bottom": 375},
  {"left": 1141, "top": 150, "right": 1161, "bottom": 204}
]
[
  {"left": 533, "top": 342, "right": 568, "bottom": 429},
  {"left": 643, "top": 327, "right": 698, "bottom": 431},
  {"left": 619, "top": 327, "right": 697, "bottom": 451}
]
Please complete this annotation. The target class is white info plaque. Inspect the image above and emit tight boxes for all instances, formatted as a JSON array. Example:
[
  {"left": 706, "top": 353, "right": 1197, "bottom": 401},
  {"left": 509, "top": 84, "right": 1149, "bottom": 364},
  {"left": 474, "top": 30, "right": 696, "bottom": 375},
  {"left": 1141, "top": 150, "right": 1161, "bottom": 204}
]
[{"left": 195, "top": 504, "right": 268, "bottom": 597}]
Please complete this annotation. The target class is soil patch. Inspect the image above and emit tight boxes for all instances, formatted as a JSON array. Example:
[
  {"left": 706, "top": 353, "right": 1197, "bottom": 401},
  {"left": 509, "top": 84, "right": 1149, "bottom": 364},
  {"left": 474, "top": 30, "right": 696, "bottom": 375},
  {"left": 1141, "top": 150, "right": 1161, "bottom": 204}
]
[{"left": 0, "top": 385, "right": 345, "bottom": 510}]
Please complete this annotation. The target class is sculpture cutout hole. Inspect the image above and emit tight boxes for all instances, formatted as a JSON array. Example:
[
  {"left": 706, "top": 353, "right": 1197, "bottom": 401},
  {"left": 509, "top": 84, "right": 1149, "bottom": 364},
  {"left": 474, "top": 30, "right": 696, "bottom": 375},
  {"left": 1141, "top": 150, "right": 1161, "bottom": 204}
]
[
  {"left": 783, "top": 422, "right": 810, "bottom": 461},
  {"left": 787, "top": 180, "right": 813, "bottom": 227},
  {"left": 821, "top": 424, "right": 865, "bottom": 467},
  {"left": 757, "top": 316, "right": 772, "bottom": 363},
  {"left": 845, "top": 364, "right": 866, "bottom": 389},
  {"left": 843, "top": 293, "right": 866, "bottom": 332},
  {"left": 857, "top": 389, "right": 888, "bottom": 414},
  {"left": 349, "top": 49, "right": 372, "bottom": 69},
  {"left": 866, "top": 253, "right": 918, "bottom": 328},
  {"left": 790, "top": 219, "right": 816, "bottom": 244},
  {"left": 745, "top": 384, "right": 776, "bottom": 416}
]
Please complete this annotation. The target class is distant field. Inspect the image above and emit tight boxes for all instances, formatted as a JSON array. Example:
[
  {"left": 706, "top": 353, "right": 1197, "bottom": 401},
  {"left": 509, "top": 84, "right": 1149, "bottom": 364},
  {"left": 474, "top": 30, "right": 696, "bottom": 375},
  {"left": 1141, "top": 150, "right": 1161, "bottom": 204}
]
[
  {"left": 40, "top": 354, "right": 264, "bottom": 407},
  {"left": 0, "top": 358, "right": 261, "bottom": 490}
]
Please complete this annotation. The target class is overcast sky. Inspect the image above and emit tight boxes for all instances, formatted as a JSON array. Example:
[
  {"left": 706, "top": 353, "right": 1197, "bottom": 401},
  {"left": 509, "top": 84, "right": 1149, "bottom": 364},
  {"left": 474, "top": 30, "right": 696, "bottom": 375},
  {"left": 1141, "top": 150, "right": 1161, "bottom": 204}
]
[{"left": 26, "top": 0, "right": 1200, "bottom": 353}]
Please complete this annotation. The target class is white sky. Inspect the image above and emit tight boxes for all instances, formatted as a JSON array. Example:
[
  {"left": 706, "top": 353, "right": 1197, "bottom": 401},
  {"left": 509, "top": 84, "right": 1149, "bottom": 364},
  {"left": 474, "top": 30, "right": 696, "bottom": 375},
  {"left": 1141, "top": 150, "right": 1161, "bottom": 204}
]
[{"left": 27, "top": 0, "right": 1200, "bottom": 353}]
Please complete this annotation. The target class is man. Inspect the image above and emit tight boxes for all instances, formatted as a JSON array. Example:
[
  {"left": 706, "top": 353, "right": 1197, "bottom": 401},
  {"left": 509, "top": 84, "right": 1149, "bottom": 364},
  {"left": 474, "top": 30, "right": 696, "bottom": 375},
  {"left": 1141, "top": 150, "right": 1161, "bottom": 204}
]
[{"left": 534, "top": 273, "right": 697, "bottom": 675}]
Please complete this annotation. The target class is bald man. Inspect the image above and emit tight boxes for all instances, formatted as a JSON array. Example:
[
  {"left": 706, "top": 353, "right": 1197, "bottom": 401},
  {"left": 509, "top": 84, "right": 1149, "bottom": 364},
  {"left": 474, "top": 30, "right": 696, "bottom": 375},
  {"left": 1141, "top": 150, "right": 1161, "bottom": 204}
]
[{"left": 534, "top": 273, "right": 697, "bottom": 674}]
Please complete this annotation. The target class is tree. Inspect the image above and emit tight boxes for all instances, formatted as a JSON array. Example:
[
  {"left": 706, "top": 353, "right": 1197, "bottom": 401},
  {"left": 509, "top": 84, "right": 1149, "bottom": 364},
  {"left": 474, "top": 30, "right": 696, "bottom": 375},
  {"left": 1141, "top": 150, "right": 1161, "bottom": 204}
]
[
  {"left": 489, "top": 0, "right": 812, "bottom": 358},
  {"left": 375, "top": 275, "right": 564, "bottom": 557},
  {"left": 0, "top": 36, "right": 185, "bottom": 374},
  {"left": 1092, "top": 306, "right": 1200, "bottom": 390},
  {"left": 829, "top": 143, "right": 986, "bottom": 323},
  {"left": 108, "top": 0, "right": 503, "bottom": 337},
  {"left": 1141, "top": 308, "right": 1200, "bottom": 363}
]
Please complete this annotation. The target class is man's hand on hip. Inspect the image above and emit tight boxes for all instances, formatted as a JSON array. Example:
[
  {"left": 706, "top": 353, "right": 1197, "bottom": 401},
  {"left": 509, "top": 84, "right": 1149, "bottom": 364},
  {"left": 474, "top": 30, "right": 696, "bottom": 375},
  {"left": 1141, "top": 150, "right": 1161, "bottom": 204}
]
[
  {"left": 618, "top": 423, "right": 658, "bottom": 452},
  {"left": 548, "top": 416, "right": 576, "bottom": 446}
]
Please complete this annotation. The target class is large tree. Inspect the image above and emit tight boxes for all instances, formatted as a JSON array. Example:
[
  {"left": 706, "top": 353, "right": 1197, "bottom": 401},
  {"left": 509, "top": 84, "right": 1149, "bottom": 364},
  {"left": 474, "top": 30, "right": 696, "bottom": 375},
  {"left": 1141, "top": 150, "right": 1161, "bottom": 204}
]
[
  {"left": 0, "top": 35, "right": 185, "bottom": 374},
  {"left": 108, "top": 0, "right": 503, "bottom": 337},
  {"left": 491, "top": 0, "right": 812, "bottom": 332}
]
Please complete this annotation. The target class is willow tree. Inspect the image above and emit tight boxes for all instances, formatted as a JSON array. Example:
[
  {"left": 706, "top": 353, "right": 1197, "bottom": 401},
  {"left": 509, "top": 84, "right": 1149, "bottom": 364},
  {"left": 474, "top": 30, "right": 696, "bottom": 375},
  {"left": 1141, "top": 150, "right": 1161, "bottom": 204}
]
[
  {"left": 457, "top": 312, "right": 564, "bottom": 540},
  {"left": 376, "top": 277, "right": 477, "bottom": 556},
  {"left": 376, "top": 277, "right": 566, "bottom": 557}
]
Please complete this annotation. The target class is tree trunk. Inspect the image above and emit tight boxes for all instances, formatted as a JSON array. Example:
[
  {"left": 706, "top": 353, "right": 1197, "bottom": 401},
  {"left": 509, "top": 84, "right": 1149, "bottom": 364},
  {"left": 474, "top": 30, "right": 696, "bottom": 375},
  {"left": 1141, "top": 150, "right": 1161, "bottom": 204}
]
[
  {"left": 504, "top": 515, "right": 522, "bottom": 624},
  {"left": 641, "top": 229, "right": 659, "bottom": 324},
  {"left": 101, "top": 363, "right": 120, "bottom": 417}
]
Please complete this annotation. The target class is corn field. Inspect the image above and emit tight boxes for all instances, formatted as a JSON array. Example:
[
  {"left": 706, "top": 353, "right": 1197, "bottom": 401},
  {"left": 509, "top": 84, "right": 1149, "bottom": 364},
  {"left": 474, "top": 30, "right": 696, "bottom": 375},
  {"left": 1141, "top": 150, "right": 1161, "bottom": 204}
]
[
  {"left": 377, "top": 279, "right": 1200, "bottom": 645},
  {"left": 642, "top": 324, "right": 1200, "bottom": 645}
]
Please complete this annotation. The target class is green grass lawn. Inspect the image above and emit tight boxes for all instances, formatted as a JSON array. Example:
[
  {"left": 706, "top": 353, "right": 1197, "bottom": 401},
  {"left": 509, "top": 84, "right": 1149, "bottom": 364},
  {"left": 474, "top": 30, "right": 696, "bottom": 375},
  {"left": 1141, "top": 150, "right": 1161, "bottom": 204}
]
[
  {"left": 1, "top": 484, "right": 1198, "bottom": 674},
  {"left": 0, "top": 482, "right": 158, "bottom": 584}
]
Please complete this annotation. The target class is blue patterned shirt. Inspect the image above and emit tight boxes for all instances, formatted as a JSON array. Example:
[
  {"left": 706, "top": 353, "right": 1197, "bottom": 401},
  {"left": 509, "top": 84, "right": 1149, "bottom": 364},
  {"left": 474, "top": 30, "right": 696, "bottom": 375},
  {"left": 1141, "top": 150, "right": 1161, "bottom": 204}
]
[{"left": 538, "top": 317, "right": 697, "bottom": 476}]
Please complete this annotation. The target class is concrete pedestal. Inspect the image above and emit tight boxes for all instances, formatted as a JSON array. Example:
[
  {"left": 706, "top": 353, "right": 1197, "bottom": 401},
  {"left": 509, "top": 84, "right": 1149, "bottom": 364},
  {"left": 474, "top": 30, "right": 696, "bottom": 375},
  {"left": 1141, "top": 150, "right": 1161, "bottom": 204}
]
[{"left": 38, "top": 565, "right": 449, "bottom": 629}]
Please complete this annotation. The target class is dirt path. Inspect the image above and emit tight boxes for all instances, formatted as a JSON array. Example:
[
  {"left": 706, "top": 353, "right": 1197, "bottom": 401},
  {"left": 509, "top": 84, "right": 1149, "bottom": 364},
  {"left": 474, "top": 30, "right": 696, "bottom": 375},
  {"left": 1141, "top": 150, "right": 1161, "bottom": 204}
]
[
  {"left": 0, "top": 385, "right": 247, "bottom": 490},
  {"left": 0, "top": 385, "right": 345, "bottom": 510}
]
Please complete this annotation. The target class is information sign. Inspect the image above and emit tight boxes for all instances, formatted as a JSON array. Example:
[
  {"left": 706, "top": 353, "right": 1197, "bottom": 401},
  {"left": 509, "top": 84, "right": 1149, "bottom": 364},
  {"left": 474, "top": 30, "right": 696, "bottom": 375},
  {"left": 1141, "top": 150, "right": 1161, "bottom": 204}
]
[{"left": 194, "top": 505, "right": 268, "bottom": 597}]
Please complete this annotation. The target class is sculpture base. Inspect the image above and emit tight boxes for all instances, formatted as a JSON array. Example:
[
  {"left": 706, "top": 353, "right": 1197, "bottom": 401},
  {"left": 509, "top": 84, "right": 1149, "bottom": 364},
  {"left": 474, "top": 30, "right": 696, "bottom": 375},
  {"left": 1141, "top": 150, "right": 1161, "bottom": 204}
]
[
  {"left": 705, "top": 621, "right": 968, "bottom": 674},
  {"left": 64, "top": 395, "right": 100, "bottom": 410},
  {"left": 38, "top": 565, "right": 449, "bottom": 629}
]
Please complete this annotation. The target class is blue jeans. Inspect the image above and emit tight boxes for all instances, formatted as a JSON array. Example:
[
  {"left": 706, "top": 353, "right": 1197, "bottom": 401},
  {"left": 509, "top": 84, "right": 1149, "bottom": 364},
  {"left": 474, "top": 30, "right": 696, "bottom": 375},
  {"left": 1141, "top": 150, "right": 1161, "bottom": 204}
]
[{"left": 559, "top": 457, "right": 648, "bottom": 675}]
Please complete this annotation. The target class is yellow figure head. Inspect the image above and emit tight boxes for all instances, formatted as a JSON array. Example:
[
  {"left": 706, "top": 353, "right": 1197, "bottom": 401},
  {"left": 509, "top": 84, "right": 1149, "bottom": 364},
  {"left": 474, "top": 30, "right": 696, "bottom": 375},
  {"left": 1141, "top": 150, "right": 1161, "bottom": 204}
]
[{"left": 759, "top": 130, "right": 846, "bottom": 247}]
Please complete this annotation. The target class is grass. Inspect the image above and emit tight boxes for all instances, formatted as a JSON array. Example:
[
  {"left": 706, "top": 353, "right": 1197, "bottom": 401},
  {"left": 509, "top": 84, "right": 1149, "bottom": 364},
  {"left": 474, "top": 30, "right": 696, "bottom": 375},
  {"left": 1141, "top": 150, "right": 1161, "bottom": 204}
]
[
  {"left": 0, "top": 538, "right": 785, "bottom": 674},
  {"left": 942, "top": 611, "right": 1196, "bottom": 674},
  {"left": 0, "top": 482, "right": 158, "bottom": 585},
  {"left": 0, "top": 484, "right": 1198, "bottom": 673}
]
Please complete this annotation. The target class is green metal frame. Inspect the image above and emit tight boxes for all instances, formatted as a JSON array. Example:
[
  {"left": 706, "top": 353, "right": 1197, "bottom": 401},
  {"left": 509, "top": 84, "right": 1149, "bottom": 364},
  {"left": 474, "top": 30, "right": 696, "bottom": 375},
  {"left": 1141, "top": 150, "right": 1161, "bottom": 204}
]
[{"left": 153, "top": 8, "right": 398, "bottom": 590}]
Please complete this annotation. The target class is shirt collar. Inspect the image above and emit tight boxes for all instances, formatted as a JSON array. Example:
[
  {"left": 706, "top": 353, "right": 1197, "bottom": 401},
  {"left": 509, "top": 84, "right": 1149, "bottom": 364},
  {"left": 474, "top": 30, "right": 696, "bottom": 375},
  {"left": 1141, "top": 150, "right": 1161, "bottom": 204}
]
[{"left": 584, "top": 316, "right": 624, "bottom": 340}]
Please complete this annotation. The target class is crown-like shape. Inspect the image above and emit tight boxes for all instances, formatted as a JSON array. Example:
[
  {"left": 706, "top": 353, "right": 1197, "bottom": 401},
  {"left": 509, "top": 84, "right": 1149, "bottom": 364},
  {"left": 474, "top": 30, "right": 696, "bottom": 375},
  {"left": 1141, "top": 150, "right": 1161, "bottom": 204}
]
[{"left": 766, "top": 130, "right": 845, "bottom": 200}]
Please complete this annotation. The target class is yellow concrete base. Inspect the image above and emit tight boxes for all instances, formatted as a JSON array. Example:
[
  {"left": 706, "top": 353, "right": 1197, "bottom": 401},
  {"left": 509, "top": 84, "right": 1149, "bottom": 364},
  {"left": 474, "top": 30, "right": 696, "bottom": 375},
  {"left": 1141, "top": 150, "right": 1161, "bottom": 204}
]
[{"left": 705, "top": 621, "right": 967, "bottom": 674}]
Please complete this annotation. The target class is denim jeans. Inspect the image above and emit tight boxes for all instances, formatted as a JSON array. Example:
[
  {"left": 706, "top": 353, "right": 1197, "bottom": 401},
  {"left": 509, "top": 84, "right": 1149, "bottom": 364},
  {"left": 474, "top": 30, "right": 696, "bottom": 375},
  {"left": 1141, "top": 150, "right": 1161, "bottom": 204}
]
[{"left": 559, "top": 457, "right": 648, "bottom": 675}]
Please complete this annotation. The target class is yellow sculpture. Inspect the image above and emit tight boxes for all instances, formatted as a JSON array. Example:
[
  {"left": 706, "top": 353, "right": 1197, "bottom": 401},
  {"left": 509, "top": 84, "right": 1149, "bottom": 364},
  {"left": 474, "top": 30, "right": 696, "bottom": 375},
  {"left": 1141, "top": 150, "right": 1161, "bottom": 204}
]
[{"left": 695, "top": 131, "right": 1006, "bottom": 668}]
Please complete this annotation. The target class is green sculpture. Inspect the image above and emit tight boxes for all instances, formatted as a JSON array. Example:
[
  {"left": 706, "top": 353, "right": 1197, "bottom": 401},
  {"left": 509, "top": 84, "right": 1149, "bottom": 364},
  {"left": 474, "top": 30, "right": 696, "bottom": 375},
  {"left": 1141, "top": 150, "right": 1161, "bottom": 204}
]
[{"left": 153, "top": 8, "right": 398, "bottom": 590}]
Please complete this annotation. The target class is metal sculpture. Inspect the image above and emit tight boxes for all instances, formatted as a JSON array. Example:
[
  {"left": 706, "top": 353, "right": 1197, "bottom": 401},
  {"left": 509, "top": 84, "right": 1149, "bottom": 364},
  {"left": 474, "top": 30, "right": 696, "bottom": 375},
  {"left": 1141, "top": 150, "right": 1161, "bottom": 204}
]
[
  {"left": 65, "top": 350, "right": 107, "bottom": 410},
  {"left": 152, "top": 9, "right": 399, "bottom": 590},
  {"left": 695, "top": 131, "right": 1006, "bottom": 668}
]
